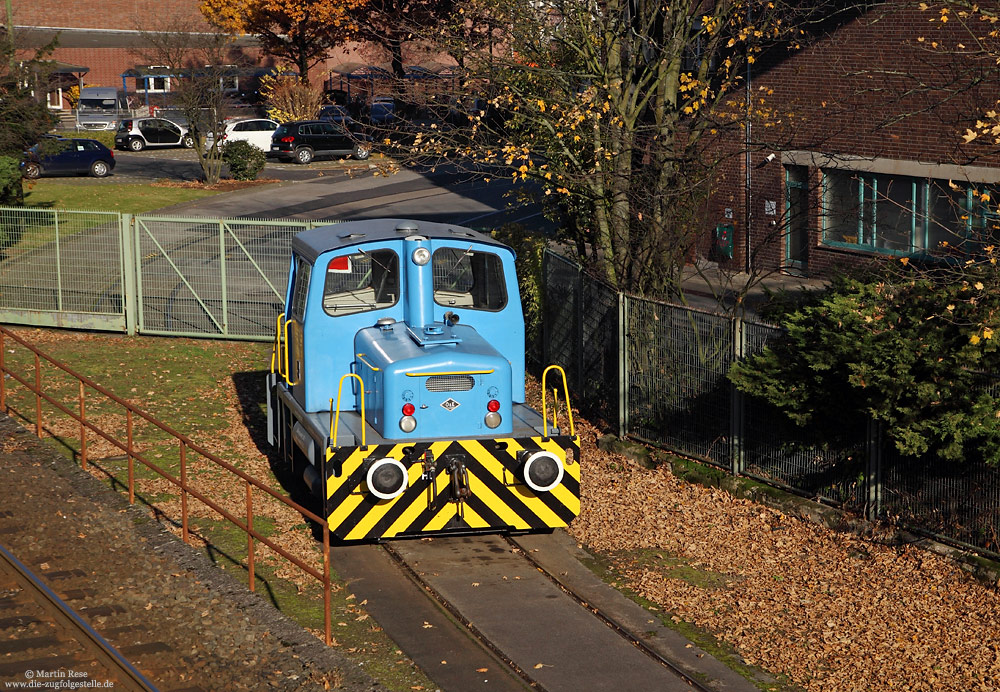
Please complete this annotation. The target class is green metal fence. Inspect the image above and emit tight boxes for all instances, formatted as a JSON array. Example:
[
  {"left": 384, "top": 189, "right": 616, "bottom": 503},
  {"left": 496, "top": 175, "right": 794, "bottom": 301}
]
[
  {"left": 541, "top": 249, "right": 1000, "bottom": 559},
  {"left": 0, "top": 207, "right": 336, "bottom": 340},
  {"left": 0, "top": 207, "right": 126, "bottom": 332}
]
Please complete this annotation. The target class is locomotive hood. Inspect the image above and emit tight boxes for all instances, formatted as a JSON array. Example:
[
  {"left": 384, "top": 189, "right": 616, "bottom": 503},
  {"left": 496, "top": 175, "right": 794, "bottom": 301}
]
[{"left": 354, "top": 319, "right": 513, "bottom": 439}]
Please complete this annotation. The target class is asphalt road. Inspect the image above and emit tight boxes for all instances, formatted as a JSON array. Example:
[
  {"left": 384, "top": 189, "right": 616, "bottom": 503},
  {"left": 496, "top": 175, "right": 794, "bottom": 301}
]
[{"left": 110, "top": 148, "right": 553, "bottom": 233}]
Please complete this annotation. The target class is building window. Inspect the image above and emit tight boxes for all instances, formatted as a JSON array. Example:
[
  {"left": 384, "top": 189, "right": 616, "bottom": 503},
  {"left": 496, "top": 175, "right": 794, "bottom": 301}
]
[
  {"left": 136, "top": 73, "right": 170, "bottom": 93},
  {"left": 821, "top": 170, "right": 999, "bottom": 255}
]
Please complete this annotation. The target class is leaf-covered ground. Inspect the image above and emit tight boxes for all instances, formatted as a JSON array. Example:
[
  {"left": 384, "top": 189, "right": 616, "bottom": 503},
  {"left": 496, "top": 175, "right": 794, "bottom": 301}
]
[
  {"left": 13, "top": 328, "right": 1000, "bottom": 691},
  {"left": 566, "top": 410, "right": 1000, "bottom": 691}
]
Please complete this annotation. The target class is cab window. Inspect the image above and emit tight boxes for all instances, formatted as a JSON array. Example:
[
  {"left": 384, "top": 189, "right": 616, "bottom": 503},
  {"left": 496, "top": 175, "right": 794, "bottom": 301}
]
[
  {"left": 323, "top": 249, "right": 399, "bottom": 316},
  {"left": 289, "top": 258, "right": 311, "bottom": 322},
  {"left": 432, "top": 247, "right": 507, "bottom": 311}
]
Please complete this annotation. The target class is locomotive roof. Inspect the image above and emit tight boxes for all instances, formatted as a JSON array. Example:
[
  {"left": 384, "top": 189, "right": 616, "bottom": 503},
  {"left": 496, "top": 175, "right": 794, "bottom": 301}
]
[{"left": 292, "top": 218, "right": 512, "bottom": 264}]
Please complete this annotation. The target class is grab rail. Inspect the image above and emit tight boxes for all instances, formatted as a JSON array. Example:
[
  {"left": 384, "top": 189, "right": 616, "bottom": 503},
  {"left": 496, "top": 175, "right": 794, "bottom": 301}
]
[
  {"left": 282, "top": 317, "right": 299, "bottom": 386},
  {"left": 270, "top": 312, "right": 285, "bottom": 376},
  {"left": 541, "top": 364, "right": 576, "bottom": 438},
  {"left": 330, "top": 374, "right": 367, "bottom": 449}
]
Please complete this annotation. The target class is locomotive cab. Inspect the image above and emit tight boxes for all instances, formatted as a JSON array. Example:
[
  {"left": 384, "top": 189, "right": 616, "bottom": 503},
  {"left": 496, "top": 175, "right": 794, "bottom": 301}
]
[{"left": 267, "top": 219, "right": 580, "bottom": 542}]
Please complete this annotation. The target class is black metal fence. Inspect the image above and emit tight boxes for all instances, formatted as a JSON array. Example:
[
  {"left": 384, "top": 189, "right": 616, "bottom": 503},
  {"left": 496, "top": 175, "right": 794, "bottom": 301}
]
[{"left": 540, "top": 250, "right": 1000, "bottom": 558}]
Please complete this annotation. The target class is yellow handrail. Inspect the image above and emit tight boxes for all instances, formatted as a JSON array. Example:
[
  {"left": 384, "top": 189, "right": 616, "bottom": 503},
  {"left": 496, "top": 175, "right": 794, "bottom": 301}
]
[
  {"left": 330, "top": 374, "right": 367, "bottom": 449},
  {"left": 282, "top": 318, "right": 300, "bottom": 386},
  {"left": 541, "top": 365, "right": 575, "bottom": 438},
  {"left": 271, "top": 313, "right": 285, "bottom": 376}
]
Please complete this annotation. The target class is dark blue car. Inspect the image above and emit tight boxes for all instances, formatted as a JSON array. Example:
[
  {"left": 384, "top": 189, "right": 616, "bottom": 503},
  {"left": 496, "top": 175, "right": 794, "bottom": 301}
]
[{"left": 21, "top": 138, "right": 116, "bottom": 179}]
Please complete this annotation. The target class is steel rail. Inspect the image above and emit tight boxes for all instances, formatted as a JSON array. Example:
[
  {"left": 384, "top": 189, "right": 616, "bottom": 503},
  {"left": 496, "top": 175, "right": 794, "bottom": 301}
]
[
  {"left": 505, "top": 536, "right": 716, "bottom": 692},
  {"left": 0, "top": 542, "right": 159, "bottom": 692},
  {"left": 380, "top": 542, "right": 550, "bottom": 692}
]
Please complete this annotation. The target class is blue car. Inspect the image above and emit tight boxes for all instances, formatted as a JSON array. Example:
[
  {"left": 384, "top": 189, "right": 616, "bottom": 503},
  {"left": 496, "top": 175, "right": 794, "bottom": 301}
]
[{"left": 21, "top": 138, "right": 116, "bottom": 179}]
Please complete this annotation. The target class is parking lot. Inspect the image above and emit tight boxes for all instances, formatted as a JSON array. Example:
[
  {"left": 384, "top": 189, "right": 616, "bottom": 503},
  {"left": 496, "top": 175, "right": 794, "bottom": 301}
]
[{"left": 107, "top": 147, "right": 383, "bottom": 183}]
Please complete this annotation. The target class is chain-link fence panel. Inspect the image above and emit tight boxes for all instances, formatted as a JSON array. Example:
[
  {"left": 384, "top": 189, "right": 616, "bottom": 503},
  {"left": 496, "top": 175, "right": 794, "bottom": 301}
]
[
  {"left": 578, "top": 275, "right": 620, "bottom": 427},
  {"left": 542, "top": 252, "right": 580, "bottom": 380},
  {"left": 881, "top": 428, "right": 1000, "bottom": 556},
  {"left": 739, "top": 320, "right": 867, "bottom": 508},
  {"left": 626, "top": 297, "right": 734, "bottom": 467},
  {"left": 0, "top": 207, "right": 125, "bottom": 330},
  {"left": 135, "top": 216, "right": 312, "bottom": 339}
]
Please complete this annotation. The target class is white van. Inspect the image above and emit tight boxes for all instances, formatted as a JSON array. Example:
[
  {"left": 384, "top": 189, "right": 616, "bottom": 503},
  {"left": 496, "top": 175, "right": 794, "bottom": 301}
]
[{"left": 76, "top": 87, "right": 130, "bottom": 131}]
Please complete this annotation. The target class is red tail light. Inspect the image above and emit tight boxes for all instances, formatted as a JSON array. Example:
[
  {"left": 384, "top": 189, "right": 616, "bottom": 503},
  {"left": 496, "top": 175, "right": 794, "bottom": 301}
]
[
  {"left": 402, "top": 403, "right": 415, "bottom": 416},
  {"left": 487, "top": 399, "right": 500, "bottom": 412},
  {"left": 279, "top": 136, "right": 295, "bottom": 143}
]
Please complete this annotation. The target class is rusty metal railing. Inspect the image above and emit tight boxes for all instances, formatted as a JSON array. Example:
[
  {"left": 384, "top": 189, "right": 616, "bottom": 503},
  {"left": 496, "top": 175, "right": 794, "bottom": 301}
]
[{"left": 0, "top": 326, "right": 333, "bottom": 646}]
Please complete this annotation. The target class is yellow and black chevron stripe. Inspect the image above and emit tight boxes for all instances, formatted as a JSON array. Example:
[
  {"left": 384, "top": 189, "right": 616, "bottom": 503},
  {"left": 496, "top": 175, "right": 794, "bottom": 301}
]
[{"left": 324, "top": 435, "right": 581, "bottom": 542}]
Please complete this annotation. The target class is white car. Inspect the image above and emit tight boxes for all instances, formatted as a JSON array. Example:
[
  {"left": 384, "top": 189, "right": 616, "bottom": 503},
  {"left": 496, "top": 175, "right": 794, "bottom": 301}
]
[
  {"left": 115, "top": 117, "right": 194, "bottom": 151},
  {"left": 209, "top": 118, "right": 280, "bottom": 152}
]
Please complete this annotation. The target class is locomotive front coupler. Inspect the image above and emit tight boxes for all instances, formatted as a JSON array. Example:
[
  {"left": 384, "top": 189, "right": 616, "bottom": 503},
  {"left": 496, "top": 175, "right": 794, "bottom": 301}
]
[{"left": 444, "top": 455, "right": 471, "bottom": 502}]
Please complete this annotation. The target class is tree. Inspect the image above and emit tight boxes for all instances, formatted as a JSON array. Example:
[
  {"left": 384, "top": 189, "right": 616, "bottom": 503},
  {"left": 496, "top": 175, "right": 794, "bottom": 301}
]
[
  {"left": 347, "top": 0, "right": 457, "bottom": 78},
  {"left": 407, "top": 0, "right": 806, "bottom": 300},
  {"left": 133, "top": 19, "right": 248, "bottom": 185},
  {"left": 200, "top": 0, "right": 365, "bottom": 83},
  {"left": 259, "top": 68, "right": 324, "bottom": 121},
  {"left": 0, "top": 30, "right": 57, "bottom": 205}
]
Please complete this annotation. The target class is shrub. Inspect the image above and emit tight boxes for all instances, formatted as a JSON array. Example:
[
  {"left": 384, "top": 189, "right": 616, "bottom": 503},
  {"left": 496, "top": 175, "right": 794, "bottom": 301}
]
[
  {"left": 222, "top": 140, "right": 266, "bottom": 181},
  {"left": 729, "top": 266, "right": 1000, "bottom": 466}
]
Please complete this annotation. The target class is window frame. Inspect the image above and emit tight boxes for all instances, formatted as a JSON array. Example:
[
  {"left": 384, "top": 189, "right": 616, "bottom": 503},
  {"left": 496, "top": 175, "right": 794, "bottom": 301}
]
[
  {"left": 431, "top": 246, "right": 508, "bottom": 312},
  {"left": 321, "top": 249, "right": 400, "bottom": 318},
  {"left": 820, "top": 169, "right": 999, "bottom": 256}
]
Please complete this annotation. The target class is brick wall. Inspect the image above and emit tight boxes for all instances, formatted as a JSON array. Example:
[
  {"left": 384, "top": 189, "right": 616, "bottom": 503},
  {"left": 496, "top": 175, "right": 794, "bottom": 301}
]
[
  {"left": 711, "top": 2, "right": 1000, "bottom": 277},
  {"left": 15, "top": 0, "right": 208, "bottom": 31}
]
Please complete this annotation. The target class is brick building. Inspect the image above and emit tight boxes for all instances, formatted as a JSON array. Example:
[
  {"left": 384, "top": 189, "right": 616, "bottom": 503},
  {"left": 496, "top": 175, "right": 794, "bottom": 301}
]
[
  {"left": 708, "top": 2, "right": 1000, "bottom": 278},
  {"left": 9, "top": 0, "right": 374, "bottom": 112}
]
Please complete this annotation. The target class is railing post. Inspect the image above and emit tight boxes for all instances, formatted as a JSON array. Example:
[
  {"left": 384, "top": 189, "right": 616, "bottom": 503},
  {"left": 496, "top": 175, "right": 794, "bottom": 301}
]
[
  {"left": 34, "top": 353, "right": 41, "bottom": 438},
  {"left": 79, "top": 381, "right": 87, "bottom": 471},
  {"left": 180, "top": 441, "right": 189, "bottom": 543},
  {"left": 730, "top": 316, "right": 746, "bottom": 475},
  {"left": 323, "top": 521, "right": 331, "bottom": 647},
  {"left": 246, "top": 480, "right": 255, "bottom": 593},
  {"left": 618, "top": 292, "right": 627, "bottom": 438},
  {"left": 866, "top": 418, "right": 882, "bottom": 521},
  {"left": 1, "top": 330, "right": 6, "bottom": 413},
  {"left": 121, "top": 213, "right": 138, "bottom": 336},
  {"left": 54, "top": 210, "right": 64, "bottom": 312},
  {"left": 219, "top": 221, "right": 229, "bottom": 336},
  {"left": 127, "top": 409, "right": 134, "bottom": 504}
]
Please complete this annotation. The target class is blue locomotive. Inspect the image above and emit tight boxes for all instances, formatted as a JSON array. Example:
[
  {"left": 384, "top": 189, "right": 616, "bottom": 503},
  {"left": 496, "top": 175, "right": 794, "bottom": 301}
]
[{"left": 266, "top": 219, "right": 580, "bottom": 541}]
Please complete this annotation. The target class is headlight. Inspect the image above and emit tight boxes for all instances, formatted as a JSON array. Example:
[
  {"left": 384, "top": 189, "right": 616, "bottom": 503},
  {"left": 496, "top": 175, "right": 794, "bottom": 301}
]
[
  {"left": 521, "top": 451, "right": 564, "bottom": 493},
  {"left": 412, "top": 247, "right": 431, "bottom": 265},
  {"left": 366, "top": 458, "right": 408, "bottom": 500}
]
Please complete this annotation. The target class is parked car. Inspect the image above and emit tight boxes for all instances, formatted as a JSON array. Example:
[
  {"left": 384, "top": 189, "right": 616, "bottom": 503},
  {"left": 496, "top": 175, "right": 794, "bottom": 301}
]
[
  {"left": 268, "top": 120, "right": 372, "bottom": 164},
  {"left": 318, "top": 105, "right": 354, "bottom": 125},
  {"left": 368, "top": 96, "right": 398, "bottom": 126},
  {"left": 21, "top": 138, "right": 116, "bottom": 179},
  {"left": 206, "top": 118, "right": 279, "bottom": 151},
  {"left": 115, "top": 117, "right": 194, "bottom": 151}
]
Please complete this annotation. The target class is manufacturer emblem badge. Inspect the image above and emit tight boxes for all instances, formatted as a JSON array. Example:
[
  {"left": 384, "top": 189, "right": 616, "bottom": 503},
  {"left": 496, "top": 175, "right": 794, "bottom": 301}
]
[{"left": 441, "top": 398, "right": 460, "bottom": 411}]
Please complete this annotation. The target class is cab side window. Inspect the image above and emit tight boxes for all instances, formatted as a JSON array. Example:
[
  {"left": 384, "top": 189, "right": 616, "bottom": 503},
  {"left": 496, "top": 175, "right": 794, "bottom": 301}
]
[
  {"left": 290, "top": 258, "right": 311, "bottom": 322},
  {"left": 323, "top": 249, "right": 399, "bottom": 316},
  {"left": 432, "top": 248, "right": 507, "bottom": 311}
]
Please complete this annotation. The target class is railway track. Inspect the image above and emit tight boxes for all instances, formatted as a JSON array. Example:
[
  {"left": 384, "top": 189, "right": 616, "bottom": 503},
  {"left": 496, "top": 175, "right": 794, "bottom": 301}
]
[
  {"left": 333, "top": 531, "right": 759, "bottom": 692},
  {"left": 0, "top": 541, "right": 158, "bottom": 690}
]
